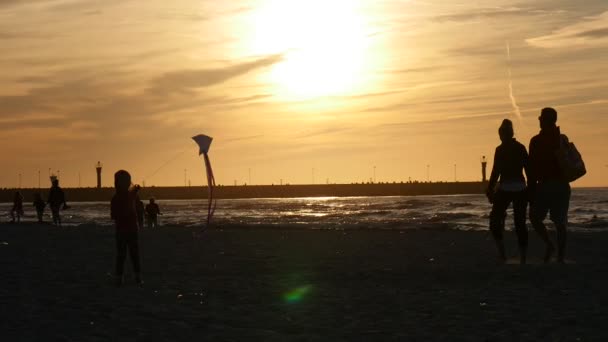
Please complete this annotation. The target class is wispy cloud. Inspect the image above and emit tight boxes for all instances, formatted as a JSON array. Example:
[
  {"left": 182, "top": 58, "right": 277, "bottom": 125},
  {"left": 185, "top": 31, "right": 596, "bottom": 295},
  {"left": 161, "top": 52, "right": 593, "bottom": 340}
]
[
  {"left": 295, "top": 127, "right": 352, "bottom": 139},
  {"left": 434, "top": 7, "right": 554, "bottom": 22},
  {"left": 0, "top": 0, "right": 31, "bottom": 9},
  {"left": 527, "top": 11, "right": 608, "bottom": 48},
  {"left": 147, "top": 54, "right": 283, "bottom": 95},
  {"left": 445, "top": 45, "right": 503, "bottom": 57},
  {"left": 45, "top": 0, "right": 130, "bottom": 13},
  {"left": 224, "top": 134, "right": 264, "bottom": 143},
  {"left": 0, "top": 30, "right": 53, "bottom": 40},
  {"left": 505, "top": 41, "right": 522, "bottom": 123},
  {"left": 377, "top": 110, "right": 508, "bottom": 128},
  {"left": 1, "top": 56, "right": 279, "bottom": 134}
]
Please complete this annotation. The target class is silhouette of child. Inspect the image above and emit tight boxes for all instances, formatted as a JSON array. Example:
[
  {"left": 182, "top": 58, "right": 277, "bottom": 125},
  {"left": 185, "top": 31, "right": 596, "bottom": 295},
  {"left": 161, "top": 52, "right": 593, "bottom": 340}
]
[
  {"left": 33, "top": 193, "right": 46, "bottom": 223},
  {"left": 110, "top": 170, "right": 142, "bottom": 286},
  {"left": 145, "top": 198, "right": 161, "bottom": 228},
  {"left": 10, "top": 191, "right": 24, "bottom": 223}
]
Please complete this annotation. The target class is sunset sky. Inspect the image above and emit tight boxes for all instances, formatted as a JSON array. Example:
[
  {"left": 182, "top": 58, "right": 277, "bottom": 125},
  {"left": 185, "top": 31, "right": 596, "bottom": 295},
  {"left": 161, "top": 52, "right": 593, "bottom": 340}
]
[{"left": 1, "top": 0, "right": 607, "bottom": 188}]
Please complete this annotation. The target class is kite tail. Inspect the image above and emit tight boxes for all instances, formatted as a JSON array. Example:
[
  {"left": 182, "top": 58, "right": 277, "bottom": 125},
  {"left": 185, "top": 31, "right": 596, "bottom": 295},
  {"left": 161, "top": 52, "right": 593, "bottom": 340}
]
[{"left": 203, "top": 153, "right": 217, "bottom": 228}]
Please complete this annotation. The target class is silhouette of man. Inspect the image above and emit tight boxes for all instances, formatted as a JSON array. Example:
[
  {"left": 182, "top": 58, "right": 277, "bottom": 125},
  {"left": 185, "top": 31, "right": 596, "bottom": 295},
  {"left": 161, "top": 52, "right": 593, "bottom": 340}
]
[
  {"left": 486, "top": 119, "right": 530, "bottom": 264},
  {"left": 48, "top": 179, "right": 67, "bottom": 226},
  {"left": 528, "top": 107, "right": 571, "bottom": 263},
  {"left": 145, "top": 198, "right": 161, "bottom": 228},
  {"left": 111, "top": 170, "right": 142, "bottom": 286}
]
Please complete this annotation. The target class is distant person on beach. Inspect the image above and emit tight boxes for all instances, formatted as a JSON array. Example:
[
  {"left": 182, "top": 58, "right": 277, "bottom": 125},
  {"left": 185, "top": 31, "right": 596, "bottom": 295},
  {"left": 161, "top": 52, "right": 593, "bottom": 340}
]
[
  {"left": 111, "top": 170, "right": 142, "bottom": 286},
  {"left": 528, "top": 108, "right": 571, "bottom": 263},
  {"left": 135, "top": 195, "right": 145, "bottom": 230},
  {"left": 10, "top": 191, "right": 24, "bottom": 223},
  {"left": 48, "top": 179, "right": 68, "bottom": 226},
  {"left": 486, "top": 119, "right": 530, "bottom": 264},
  {"left": 145, "top": 198, "right": 161, "bottom": 228},
  {"left": 33, "top": 193, "right": 46, "bottom": 223},
  {"left": 132, "top": 184, "right": 145, "bottom": 229}
]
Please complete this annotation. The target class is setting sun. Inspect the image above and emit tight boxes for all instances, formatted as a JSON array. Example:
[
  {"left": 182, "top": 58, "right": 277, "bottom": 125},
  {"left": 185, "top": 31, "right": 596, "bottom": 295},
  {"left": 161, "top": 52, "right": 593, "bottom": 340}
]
[{"left": 248, "top": 0, "right": 371, "bottom": 99}]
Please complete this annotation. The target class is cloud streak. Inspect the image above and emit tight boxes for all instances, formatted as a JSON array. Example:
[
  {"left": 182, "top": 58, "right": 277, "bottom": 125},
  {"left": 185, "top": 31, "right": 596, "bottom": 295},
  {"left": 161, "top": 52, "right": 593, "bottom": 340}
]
[
  {"left": 434, "top": 7, "right": 554, "bottom": 22},
  {"left": 527, "top": 11, "right": 608, "bottom": 48},
  {"left": 506, "top": 41, "right": 522, "bottom": 124},
  {"left": 147, "top": 54, "right": 283, "bottom": 95},
  {"left": 0, "top": 53, "right": 283, "bottom": 144}
]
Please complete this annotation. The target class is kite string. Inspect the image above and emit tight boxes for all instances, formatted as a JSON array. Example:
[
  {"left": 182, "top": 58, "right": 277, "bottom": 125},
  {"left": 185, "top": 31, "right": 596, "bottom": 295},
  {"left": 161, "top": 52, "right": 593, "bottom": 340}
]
[
  {"left": 203, "top": 154, "right": 217, "bottom": 227},
  {"left": 142, "top": 147, "right": 190, "bottom": 183}
]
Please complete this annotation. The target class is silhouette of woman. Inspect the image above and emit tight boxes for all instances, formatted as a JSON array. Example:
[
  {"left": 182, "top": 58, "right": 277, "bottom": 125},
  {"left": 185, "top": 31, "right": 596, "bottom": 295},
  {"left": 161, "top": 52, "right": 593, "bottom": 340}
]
[{"left": 486, "top": 119, "right": 530, "bottom": 264}]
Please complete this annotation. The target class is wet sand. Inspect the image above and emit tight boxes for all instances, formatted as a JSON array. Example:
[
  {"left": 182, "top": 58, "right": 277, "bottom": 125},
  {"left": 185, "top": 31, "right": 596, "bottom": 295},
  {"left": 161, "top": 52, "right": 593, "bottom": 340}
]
[{"left": 1, "top": 224, "right": 607, "bottom": 341}]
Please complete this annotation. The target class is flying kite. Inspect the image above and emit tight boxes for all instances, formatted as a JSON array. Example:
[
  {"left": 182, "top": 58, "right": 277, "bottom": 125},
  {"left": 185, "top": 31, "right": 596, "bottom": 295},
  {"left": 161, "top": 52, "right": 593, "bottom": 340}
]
[{"left": 192, "top": 134, "right": 217, "bottom": 228}]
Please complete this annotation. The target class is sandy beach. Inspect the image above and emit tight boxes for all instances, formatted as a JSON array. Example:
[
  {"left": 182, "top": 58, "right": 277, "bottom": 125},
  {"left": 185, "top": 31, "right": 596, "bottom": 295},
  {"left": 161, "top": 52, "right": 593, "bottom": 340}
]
[{"left": 1, "top": 224, "right": 607, "bottom": 341}]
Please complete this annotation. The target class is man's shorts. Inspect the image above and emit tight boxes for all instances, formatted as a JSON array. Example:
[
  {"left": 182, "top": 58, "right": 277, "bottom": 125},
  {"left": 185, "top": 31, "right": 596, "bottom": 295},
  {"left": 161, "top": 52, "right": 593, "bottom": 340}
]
[{"left": 530, "top": 180, "right": 571, "bottom": 226}]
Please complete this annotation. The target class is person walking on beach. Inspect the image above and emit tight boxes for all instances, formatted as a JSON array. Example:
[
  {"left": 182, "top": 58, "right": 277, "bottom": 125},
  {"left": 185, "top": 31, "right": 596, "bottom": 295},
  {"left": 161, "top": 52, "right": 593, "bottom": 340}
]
[
  {"left": 145, "top": 198, "right": 161, "bottom": 228},
  {"left": 33, "top": 193, "right": 46, "bottom": 223},
  {"left": 528, "top": 108, "right": 572, "bottom": 263},
  {"left": 486, "top": 119, "right": 530, "bottom": 264},
  {"left": 111, "top": 170, "right": 142, "bottom": 286},
  {"left": 48, "top": 178, "right": 68, "bottom": 226},
  {"left": 135, "top": 196, "right": 145, "bottom": 230},
  {"left": 131, "top": 183, "right": 145, "bottom": 229},
  {"left": 10, "top": 191, "right": 24, "bottom": 223}
]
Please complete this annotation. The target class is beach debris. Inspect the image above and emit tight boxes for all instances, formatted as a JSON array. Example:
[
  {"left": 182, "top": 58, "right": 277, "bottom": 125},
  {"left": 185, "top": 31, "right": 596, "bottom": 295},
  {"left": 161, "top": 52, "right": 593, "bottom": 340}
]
[
  {"left": 1, "top": 242, "right": 8, "bottom": 245},
  {"left": 177, "top": 293, "right": 183, "bottom": 299},
  {"left": 480, "top": 302, "right": 487, "bottom": 307},
  {"left": 429, "top": 258, "right": 435, "bottom": 262},
  {"left": 192, "top": 134, "right": 217, "bottom": 230}
]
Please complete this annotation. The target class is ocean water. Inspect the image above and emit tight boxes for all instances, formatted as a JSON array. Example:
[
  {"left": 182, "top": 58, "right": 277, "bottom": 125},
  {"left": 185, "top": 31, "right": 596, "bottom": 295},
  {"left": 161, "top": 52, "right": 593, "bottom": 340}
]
[{"left": 2, "top": 188, "right": 607, "bottom": 232}]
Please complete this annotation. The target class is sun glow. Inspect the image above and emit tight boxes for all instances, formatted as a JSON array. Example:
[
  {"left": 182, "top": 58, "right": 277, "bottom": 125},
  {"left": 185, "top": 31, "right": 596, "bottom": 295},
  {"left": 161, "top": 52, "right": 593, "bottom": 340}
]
[{"left": 248, "top": 0, "right": 371, "bottom": 100}]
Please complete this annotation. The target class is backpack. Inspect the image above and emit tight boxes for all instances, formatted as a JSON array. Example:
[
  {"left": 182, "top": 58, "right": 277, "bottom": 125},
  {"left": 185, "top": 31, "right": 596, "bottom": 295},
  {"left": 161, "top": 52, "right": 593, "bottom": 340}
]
[{"left": 555, "top": 134, "right": 586, "bottom": 182}]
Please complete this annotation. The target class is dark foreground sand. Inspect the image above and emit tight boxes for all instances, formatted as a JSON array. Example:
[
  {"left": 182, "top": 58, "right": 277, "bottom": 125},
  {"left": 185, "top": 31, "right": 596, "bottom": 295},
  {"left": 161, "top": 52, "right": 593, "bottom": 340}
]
[{"left": 1, "top": 224, "right": 608, "bottom": 341}]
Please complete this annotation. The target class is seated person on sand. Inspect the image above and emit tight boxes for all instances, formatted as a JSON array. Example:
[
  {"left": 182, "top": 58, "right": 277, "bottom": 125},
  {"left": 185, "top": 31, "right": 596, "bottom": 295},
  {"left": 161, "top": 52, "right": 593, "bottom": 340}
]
[
  {"left": 33, "top": 193, "right": 46, "bottom": 223},
  {"left": 10, "top": 191, "right": 24, "bottom": 223},
  {"left": 486, "top": 119, "right": 530, "bottom": 264},
  {"left": 145, "top": 198, "right": 161, "bottom": 228}
]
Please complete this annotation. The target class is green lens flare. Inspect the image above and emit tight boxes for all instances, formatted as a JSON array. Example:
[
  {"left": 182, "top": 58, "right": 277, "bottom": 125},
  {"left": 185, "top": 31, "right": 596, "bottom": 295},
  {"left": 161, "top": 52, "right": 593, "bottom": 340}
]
[{"left": 283, "top": 285, "right": 312, "bottom": 303}]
